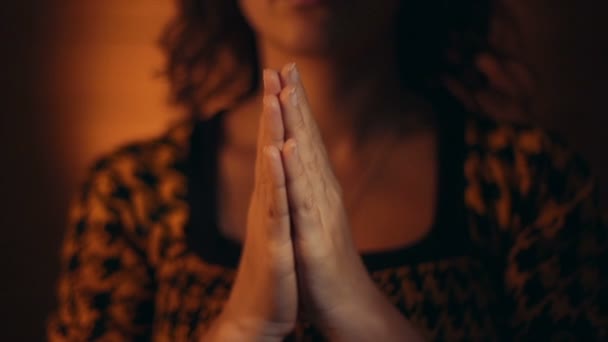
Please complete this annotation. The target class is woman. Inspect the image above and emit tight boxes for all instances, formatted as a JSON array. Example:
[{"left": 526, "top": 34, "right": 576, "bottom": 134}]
[{"left": 48, "top": 0, "right": 607, "bottom": 341}]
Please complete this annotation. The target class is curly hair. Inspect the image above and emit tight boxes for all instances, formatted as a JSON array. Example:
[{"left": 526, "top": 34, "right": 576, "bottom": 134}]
[{"left": 159, "top": 0, "right": 494, "bottom": 114}]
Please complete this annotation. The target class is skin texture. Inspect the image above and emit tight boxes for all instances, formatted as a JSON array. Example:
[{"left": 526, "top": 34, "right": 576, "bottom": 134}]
[
  {"left": 205, "top": 63, "right": 426, "bottom": 341},
  {"left": 274, "top": 63, "right": 424, "bottom": 341},
  {"left": 202, "top": 69, "right": 297, "bottom": 341},
  {"left": 204, "top": 0, "right": 533, "bottom": 340}
]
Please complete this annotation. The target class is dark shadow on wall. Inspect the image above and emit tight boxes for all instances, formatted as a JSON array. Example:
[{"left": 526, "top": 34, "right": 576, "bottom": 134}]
[
  {"left": 521, "top": 0, "right": 608, "bottom": 204},
  {"left": 0, "top": 2, "right": 70, "bottom": 341}
]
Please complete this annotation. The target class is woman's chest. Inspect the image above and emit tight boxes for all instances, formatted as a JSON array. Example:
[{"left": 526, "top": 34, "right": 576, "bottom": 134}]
[
  {"left": 217, "top": 150, "right": 438, "bottom": 254},
  {"left": 150, "top": 251, "right": 501, "bottom": 341}
]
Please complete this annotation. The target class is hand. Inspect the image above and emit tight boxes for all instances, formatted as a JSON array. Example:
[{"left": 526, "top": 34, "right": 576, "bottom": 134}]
[
  {"left": 203, "top": 72, "right": 297, "bottom": 341},
  {"left": 271, "top": 64, "right": 424, "bottom": 341}
]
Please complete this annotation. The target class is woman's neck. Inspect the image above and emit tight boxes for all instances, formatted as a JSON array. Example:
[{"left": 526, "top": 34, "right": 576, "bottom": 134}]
[
  {"left": 222, "top": 37, "right": 435, "bottom": 156},
  {"left": 257, "top": 37, "right": 432, "bottom": 147}
]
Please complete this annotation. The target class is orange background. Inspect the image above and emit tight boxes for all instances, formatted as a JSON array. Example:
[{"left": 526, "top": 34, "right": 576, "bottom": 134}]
[
  {"left": 47, "top": 1, "right": 178, "bottom": 179},
  {"left": 0, "top": 1, "right": 606, "bottom": 340}
]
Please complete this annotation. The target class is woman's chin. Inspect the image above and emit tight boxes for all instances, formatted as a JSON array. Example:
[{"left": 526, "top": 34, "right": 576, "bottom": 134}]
[{"left": 267, "top": 27, "right": 340, "bottom": 57}]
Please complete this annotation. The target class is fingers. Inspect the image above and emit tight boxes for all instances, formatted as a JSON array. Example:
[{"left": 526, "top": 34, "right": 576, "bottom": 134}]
[
  {"left": 279, "top": 64, "right": 324, "bottom": 153},
  {"left": 255, "top": 70, "right": 286, "bottom": 184},
  {"left": 277, "top": 66, "right": 330, "bottom": 211},
  {"left": 262, "top": 145, "right": 291, "bottom": 244},
  {"left": 281, "top": 139, "right": 321, "bottom": 240},
  {"left": 263, "top": 69, "right": 282, "bottom": 96},
  {"left": 278, "top": 64, "right": 334, "bottom": 184},
  {"left": 263, "top": 70, "right": 285, "bottom": 150},
  {"left": 263, "top": 95, "right": 285, "bottom": 149},
  {"left": 278, "top": 80, "right": 316, "bottom": 168}
]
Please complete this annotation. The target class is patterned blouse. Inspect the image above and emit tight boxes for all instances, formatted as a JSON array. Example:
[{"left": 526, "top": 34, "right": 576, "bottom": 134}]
[{"left": 47, "top": 94, "right": 607, "bottom": 341}]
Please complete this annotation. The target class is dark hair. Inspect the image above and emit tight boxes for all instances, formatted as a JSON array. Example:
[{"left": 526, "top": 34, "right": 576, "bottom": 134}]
[{"left": 160, "top": 0, "right": 493, "bottom": 114}]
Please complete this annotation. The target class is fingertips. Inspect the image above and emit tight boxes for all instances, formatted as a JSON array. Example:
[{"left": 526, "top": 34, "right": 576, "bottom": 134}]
[
  {"left": 280, "top": 64, "right": 323, "bottom": 144},
  {"left": 279, "top": 85, "right": 298, "bottom": 110},
  {"left": 279, "top": 85, "right": 304, "bottom": 138},
  {"left": 280, "top": 64, "right": 305, "bottom": 107},
  {"left": 279, "top": 62, "right": 298, "bottom": 87},
  {"left": 257, "top": 91, "right": 282, "bottom": 180},
  {"left": 263, "top": 69, "right": 282, "bottom": 95}
]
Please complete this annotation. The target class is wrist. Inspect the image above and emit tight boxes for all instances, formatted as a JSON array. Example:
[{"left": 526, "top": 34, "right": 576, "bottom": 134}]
[
  {"left": 321, "top": 282, "right": 425, "bottom": 342},
  {"left": 204, "top": 312, "right": 289, "bottom": 342}
]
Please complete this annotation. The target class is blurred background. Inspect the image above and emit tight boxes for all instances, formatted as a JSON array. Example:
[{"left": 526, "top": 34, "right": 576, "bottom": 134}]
[{"left": 0, "top": 0, "right": 606, "bottom": 340}]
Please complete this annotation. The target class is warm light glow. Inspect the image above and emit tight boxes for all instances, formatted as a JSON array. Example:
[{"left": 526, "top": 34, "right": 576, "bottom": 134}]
[{"left": 48, "top": 0, "right": 178, "bottom": 179}]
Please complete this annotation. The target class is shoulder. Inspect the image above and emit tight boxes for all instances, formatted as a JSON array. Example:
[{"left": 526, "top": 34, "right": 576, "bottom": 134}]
[
  {"left": 87, "top": 118, "right": 195, "bottom": 182},
  {"left": 463, "top": 112, "right": 595, "bottom": 232},
  {"left": 74, "top": 118, "right": 197, "bottom": 244}
]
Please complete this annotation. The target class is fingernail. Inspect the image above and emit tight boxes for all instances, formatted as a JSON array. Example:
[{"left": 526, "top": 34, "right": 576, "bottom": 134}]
[{"left": 289, "top": 63, "right": 298, "bottom": 82}]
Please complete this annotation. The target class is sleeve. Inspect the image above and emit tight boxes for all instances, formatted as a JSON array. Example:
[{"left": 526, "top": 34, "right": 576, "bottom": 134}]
[
  {"left": 504, "top": 134, "right": 608, "bottom": 340},
  {"left": 47, "top": 165, "right": 156, "bottom": 341}
]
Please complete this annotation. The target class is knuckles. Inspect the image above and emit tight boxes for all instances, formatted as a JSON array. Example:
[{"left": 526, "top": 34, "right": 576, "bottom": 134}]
[
  {"left": 291, "top": 190, "right": 315, "bottom": 215},
  {"left": 279, "top": 85, "right": 296, "bottom": 104}
]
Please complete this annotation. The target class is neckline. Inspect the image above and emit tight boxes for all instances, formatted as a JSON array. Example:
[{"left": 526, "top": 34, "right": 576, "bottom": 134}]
[{"left": 184, "top": 89, "right": 468, "bottom": 272}]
